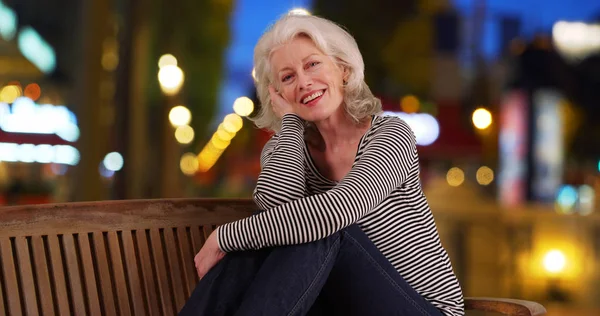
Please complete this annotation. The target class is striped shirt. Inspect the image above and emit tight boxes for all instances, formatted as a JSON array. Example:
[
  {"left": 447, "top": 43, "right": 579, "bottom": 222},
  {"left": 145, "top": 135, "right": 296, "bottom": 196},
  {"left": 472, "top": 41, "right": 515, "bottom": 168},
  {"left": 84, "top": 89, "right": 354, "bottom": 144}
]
[{"left": 218, "top": 113, "right": 464, "bottom": 315}]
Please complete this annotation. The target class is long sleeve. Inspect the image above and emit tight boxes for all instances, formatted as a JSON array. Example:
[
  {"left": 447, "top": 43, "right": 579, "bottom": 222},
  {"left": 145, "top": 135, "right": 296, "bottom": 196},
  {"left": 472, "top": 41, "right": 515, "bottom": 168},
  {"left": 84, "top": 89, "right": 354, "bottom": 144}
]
[
  {"left": 252, "top": 114, "right": 308, "bottom": 210},
  {"left": 219, "top": 117, "right": 418, "bottom": 252}
]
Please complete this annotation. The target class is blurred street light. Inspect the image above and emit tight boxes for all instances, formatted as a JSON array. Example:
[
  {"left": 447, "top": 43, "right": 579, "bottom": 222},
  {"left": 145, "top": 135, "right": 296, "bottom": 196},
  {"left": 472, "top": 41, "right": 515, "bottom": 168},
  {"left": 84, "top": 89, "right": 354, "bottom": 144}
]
[
  {"left": 543, "top": 249, "right": 566, "bottom": 274},
  {"left": 223, "top": 113, "right": 243, "bottom": 133},
  {"left": 476, "top": 166, "right": 494, "bottom": 186},
  {"left": 180, "top": 152, "right": 199, "bottom": 175},
  {"left": 158, "top": 65, "right": 184, "bottom": 95},
  {"left": 158, "top": 55, "right": 184, "bottom": 96},
  {"left": 553, "top": 21, "right": 600, "bottom": 61},
  {"left": 472, "top": 108, "right": 492, "bottom": 130},
  {"left": 400, "top": 95, "right": 419, "bottom": 113},
  {"left": 158, "top": 54, "right": 178, "bottom": 68},
  {"left": 175, "top": 125, "right": 195, "bottom": 144},
  {"left": 0, "top": 85, "right": 21, "bottom": 103},
  {"left": 233, "top": 96, "right": 254, "bottom": 117},
  {"left": 103, "top": 152, "right": 124, "bottom": 172},
  {"left": 168, "top": 105, "right": 192, "bottom": 127},
  {"left": 446, "top": 167, "right": 465, "bottom": 187}
]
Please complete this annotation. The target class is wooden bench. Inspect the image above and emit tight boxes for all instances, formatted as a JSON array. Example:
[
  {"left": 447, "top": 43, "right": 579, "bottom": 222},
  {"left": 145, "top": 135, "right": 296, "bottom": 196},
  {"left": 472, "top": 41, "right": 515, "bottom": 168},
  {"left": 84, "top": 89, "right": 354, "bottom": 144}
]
[{"left": 0, "top": 198, "right": 546, "bottom": 315}]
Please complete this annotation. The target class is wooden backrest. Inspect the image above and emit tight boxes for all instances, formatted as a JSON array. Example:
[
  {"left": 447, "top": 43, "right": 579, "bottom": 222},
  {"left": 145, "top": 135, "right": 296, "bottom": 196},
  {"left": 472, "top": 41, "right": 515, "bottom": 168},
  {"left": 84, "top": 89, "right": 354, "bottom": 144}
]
[{"left": 0, "top": 198, "right": 256, "bottom": 316}]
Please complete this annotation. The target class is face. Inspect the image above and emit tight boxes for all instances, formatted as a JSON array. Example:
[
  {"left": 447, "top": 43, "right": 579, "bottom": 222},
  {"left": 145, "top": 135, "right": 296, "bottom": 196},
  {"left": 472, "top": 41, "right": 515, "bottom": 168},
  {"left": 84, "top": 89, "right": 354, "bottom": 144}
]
[{"left": 270, "top": 36, "right": 346, "bottom": 122}]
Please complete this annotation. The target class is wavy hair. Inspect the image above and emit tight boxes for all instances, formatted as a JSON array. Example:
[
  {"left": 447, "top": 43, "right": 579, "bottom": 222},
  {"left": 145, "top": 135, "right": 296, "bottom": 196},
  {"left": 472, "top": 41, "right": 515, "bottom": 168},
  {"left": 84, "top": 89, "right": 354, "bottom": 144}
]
[{"left": 250, "top": 14, "right": 382, "bottom": 133}]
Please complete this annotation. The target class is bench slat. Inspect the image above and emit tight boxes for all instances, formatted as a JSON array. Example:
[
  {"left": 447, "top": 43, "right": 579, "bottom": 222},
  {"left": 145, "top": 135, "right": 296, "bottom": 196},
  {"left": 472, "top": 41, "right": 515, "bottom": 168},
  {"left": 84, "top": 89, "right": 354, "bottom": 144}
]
[
  {"left": 202, "top": 225, "right": 214, "bottom": 240},
  {"left": 135, "top": 230, "right": 161, "bottom": 316},
  {"left": 15, "top": 236, "right": 39, "bottom": 316},
  {"left": 122, "top": 230, "right": 147, "bottom": 315},
  {"left": 78, "top": 233, "right": 102, "bottom": 316},
  {"left": 0, "top": 269, "right": 4, "bottom": 316},
  {"left": 47, "top": 235, "right": 71, "bottom": 315},
  {"left": 165, "top": 228, "right": 186, "bottom": 310},
  {"left": 108, "top": 231, "right": 132, "bottom": 316},
  {"left": 62, "top": 234, "right": 87, "bottom": 315},
  {"left": 0, "top": 262, "right": 5, "bottom": 316},
  {"left": 92, "top": 231, "right": 118, "bottom": 315},
  {"left": 190, "top": 225, "right": 205, "bottom": 256},
  {"left": 31, "top": 236, "right": 55, "bottom": 316},
  {"left": 0, "top": 238, "right": 23, "bottom": 316},
  {"left": 150, "top": 228, "right": 176, "bottom": 315},
  {"left": 177, "top": 227, "right": 198, "bottom": 297}
]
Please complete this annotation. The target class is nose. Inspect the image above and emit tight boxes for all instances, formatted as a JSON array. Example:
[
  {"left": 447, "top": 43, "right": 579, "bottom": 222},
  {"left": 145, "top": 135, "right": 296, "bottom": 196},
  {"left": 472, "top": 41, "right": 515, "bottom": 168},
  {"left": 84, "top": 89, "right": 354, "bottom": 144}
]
[{"left": 297, "top": 71, "right": 313, "bottom": 90}]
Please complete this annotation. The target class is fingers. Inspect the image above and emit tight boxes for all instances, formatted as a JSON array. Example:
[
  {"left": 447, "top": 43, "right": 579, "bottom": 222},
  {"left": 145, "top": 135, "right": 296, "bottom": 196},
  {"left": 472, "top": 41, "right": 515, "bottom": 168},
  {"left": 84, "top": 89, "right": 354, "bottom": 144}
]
[{"left": 268, "top": 85, "right": 281, "bottom": 102}]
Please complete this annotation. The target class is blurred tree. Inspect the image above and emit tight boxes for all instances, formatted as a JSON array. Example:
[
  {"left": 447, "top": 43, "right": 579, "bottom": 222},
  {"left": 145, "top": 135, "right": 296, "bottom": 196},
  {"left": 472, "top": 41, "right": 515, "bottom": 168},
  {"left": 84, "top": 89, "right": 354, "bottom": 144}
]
[
  {"left": 571, "top": 53, "right": 600, "bottom": 159},
  {"left": 312, "top": 0, "right": 418, "bottom": 95},
  {"left": 147, "top": 0, "right": 233, "bottom": 145}
]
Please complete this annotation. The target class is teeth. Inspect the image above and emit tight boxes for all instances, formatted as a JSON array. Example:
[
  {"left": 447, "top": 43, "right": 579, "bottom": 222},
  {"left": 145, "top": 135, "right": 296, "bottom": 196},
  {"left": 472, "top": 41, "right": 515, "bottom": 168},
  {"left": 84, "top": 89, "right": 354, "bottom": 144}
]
[{"left": 302, "top": 90, "right": 323, "bottom": 104}]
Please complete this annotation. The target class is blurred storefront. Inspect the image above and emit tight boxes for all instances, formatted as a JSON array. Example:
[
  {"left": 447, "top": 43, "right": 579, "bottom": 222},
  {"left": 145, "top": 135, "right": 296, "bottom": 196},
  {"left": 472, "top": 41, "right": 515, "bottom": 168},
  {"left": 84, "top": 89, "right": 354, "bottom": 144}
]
[{"left": 0, "top": 3, "right": 76, "bottom": 205}]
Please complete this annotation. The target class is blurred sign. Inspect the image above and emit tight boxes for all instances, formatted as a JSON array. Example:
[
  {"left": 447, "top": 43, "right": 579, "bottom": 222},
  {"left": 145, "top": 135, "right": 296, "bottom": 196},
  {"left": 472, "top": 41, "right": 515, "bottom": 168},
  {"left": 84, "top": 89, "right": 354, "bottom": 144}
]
[
  {"left": 532, "top": 89, "right": 564, "bottom": 202},
  {"left": 383, "top": 111, "right": 440, "bottom": 146},
  {"left": 498, "top": 90, "right": 528, "bottom": 206},
  {"left": 0, "top": 1, "right": 17, "bottom": 41},
  {"left": 0, "top": 97, "right": 79, "bottom": 142}
]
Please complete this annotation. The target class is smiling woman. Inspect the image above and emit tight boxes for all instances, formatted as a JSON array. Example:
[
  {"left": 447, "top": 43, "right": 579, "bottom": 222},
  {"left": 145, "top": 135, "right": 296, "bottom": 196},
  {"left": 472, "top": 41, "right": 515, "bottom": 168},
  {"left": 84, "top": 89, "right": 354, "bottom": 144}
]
[
  {"left": 180, "top": 14, "right": 465, "bottom": 316},
  {"left": 251, "top": 15, "right": 381, "bottom": 133}
]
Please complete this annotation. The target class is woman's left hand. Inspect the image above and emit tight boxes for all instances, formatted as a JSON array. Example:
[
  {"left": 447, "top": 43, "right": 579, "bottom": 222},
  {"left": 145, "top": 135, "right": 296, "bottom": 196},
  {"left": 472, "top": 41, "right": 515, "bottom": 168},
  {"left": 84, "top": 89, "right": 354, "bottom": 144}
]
[{"left": 194, "top": 228, "right": 226, "bottom": 279}]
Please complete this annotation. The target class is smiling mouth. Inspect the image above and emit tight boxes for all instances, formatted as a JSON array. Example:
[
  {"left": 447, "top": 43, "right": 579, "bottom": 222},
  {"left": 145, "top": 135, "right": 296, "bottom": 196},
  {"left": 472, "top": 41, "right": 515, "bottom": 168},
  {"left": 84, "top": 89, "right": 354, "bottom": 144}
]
[{"left": 302, "top": 90, "right": 325, "bottom": 104}]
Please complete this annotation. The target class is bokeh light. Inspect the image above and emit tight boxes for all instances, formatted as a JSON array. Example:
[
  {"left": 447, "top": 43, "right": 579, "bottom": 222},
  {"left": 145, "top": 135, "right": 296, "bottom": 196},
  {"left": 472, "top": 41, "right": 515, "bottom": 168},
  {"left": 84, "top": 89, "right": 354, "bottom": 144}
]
[
  {"left": 174, "top": 125, "right": 194, "bottom": 144},
  {"left": 216, "top": 125, "right": 236, "bottom": 141},
  {"left": 180, "top": 152, "right": 199, "bottom": 175},
  {"left": 233, "top": 96, "right": 254, "bottom": 117},
  {"left": 158, "top": 54, "right": 178, "bottom": 68},
  {"left": 24, "top": 83, "right": 41, "bottom": 101},
  {"left": 472, "top": 108, "right": 492, "bottom": 130},
  {"left": 446, "top": 167, "right": 465, "bottom": 187},
  {"left": 0, "top": 85, "right": 21, "bottom": 103},
  {"left": 543, "top": 249, "right": 566, "bottom": 274},
  {"left": 158, "top": 64, "right": 184, "bottom": 95},
  {"left": 400, "top": 95, "right": 420, "bottom": 113},
  {"left": 476, "top": 166, "right": 494, "bottom": 186},
  {"left": 168, "top": 105, "right": 192, "bottom": 127},
  {"left": 556, "top": 185, "right": 578, "bottom": 214},
  {"left": 578, "top": 185, "right": 595, "bottom": 215},
  {"left": 103, "top": 152, "right": 123, "bottom": 172},
  {"left": 223, "top": 113, "right": 243, "bottom": 133}
]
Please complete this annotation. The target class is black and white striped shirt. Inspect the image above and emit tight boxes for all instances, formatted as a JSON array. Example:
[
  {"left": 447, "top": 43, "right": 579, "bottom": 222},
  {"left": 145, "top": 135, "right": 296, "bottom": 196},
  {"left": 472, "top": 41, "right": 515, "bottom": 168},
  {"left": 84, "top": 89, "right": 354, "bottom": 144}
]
[{"left": 218, "top": 114, "right": 464, "bottom": 315}]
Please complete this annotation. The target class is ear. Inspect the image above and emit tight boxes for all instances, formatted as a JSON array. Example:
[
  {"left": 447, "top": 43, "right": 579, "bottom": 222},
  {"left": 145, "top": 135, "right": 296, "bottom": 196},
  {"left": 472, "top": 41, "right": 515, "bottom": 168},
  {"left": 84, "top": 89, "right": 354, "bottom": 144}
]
[{"left": 342, "top": 66, "right": 350, "bottom": 82}]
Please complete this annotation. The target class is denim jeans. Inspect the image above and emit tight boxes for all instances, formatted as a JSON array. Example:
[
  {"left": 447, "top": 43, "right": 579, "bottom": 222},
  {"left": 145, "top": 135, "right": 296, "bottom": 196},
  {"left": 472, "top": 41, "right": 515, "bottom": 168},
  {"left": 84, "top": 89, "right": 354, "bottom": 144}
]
[{"left": 179, "top": 225, "right": 443, "bottom": 316}]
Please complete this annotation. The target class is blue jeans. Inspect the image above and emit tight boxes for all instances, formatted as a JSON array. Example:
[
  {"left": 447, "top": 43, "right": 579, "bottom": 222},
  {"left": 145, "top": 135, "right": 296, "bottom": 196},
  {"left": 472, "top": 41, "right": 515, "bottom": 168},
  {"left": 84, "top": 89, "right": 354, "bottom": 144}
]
[{"left": 179, "top": 225, "right": 443, "bottom": 316}]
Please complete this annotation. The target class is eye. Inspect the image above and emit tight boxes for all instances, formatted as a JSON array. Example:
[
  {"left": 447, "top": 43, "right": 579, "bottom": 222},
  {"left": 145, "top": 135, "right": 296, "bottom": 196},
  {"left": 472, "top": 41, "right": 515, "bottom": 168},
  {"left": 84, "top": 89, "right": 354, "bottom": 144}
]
[
  {"left": 308, "top": 61, "right": 320, "bottom": 68},
  {"left": 281, "top": 74, "right": 293, "bottom": 82}
]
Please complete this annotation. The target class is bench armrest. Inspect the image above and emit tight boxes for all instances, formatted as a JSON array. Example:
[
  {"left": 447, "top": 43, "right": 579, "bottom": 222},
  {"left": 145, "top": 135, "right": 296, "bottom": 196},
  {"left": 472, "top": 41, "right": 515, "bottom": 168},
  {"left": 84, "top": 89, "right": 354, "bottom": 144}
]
[{"left": 465, "top": 297, "right": 547, "bottom": 315}]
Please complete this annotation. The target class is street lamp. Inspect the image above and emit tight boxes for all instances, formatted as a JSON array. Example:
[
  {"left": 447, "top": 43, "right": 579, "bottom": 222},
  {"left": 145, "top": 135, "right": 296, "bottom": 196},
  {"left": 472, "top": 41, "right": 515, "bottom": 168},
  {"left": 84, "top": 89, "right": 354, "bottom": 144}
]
[
  {"left": 157, "top": 54, "right": 184, "bottom": 96},
  {"left": 472, "top": 108, "right": 492, "bottom": 130}
]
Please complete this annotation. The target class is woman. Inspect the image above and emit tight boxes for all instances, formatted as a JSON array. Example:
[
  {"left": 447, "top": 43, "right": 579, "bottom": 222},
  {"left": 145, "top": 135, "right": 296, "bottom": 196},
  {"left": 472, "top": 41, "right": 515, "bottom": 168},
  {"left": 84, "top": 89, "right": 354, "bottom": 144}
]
[{"left": 181, "top": 14, "right": 464, "bottom": 316}]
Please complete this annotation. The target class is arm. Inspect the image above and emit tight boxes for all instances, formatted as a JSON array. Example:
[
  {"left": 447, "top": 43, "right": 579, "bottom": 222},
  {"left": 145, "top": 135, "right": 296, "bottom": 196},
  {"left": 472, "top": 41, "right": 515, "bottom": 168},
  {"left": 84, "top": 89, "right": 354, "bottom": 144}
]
[
  {"left": 252, "top": 114, "right": 308, "bottom": 210},
  {"left": 219, "top": 118, "right": 418, "bottom": 252}
]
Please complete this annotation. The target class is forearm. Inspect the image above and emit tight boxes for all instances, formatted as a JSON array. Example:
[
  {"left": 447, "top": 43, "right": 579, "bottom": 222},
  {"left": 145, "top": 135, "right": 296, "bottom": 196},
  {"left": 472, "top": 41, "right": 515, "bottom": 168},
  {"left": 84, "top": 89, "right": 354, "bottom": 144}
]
[{"left": 253, "top": 114, "right": 308, "bottom": 209}]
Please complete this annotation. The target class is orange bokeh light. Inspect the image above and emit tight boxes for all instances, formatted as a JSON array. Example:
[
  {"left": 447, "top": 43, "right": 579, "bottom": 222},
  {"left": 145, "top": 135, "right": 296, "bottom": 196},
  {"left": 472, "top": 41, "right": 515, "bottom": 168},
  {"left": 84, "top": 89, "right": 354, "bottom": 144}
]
[{"left": 24, "top": 83, "right": 41, "bottom": 101}]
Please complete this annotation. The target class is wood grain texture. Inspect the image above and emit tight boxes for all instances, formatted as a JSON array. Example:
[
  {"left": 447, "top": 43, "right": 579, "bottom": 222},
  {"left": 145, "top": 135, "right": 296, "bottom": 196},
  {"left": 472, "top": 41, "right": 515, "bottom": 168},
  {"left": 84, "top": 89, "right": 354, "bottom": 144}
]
[{"left": 465, "top": 297, "right": 547, "bottom": 315}]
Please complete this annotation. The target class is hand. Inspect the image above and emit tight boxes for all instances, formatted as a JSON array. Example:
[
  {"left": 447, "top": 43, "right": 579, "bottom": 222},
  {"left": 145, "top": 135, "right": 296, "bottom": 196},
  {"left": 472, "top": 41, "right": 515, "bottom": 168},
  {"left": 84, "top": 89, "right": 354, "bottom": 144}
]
[
  {"left": 194, "top": 228, "right": 226, "bottom": 279},
  {"left": 269, "top": 85, "right": 294, "bottom": 119}
]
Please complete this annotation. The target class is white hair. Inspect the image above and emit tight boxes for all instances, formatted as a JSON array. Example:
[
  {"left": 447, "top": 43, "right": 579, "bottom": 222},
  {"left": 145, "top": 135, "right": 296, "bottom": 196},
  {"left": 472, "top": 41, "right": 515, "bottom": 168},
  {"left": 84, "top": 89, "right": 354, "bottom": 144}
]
[{"left": 250, "top": 14, "right": 382, "bottom": 133}]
